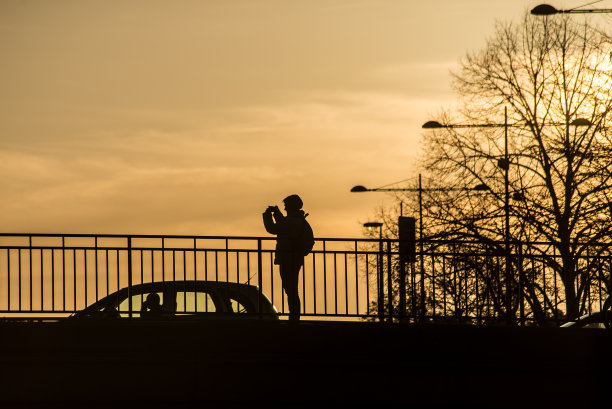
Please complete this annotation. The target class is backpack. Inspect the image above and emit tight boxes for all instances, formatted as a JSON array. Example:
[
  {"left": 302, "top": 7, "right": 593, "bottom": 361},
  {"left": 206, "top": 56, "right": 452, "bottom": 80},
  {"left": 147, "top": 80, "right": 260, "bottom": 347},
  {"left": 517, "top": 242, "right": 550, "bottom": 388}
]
[{"left": 298, "top": 218, "right": 315, "bottom": 257}]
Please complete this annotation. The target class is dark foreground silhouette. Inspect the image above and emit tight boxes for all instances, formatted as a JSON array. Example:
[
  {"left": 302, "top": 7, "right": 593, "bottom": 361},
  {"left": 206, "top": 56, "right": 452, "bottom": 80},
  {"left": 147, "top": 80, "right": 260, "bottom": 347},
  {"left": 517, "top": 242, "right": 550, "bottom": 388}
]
[
  {"left": 1, "top": 320, "right": 610, "bottom": 408},
  {"left": 263, "top": 194, "right": 314, "bottom": 321}
]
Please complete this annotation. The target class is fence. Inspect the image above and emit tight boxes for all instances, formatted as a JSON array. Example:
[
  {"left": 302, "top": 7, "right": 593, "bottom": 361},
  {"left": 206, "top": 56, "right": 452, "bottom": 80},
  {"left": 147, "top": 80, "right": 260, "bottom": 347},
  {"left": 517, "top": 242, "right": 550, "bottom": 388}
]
[{"left": 0, "top": 233, "right": 610, "bottom": 323}]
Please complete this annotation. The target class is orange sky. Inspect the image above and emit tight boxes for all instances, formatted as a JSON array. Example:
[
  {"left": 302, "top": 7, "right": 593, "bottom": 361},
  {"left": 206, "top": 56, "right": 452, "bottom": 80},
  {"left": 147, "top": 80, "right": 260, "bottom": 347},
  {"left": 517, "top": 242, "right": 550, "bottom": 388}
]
[{"left": 2, "top": 0, "right": 607, "bottom": 238}]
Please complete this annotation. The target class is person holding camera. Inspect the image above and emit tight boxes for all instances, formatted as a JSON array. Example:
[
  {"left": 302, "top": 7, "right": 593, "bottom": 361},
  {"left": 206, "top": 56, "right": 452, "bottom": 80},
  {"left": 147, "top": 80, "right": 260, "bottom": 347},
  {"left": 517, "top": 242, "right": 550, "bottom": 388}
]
[{"left": 262, "top": 194, "right": 314, "bottom": 321}]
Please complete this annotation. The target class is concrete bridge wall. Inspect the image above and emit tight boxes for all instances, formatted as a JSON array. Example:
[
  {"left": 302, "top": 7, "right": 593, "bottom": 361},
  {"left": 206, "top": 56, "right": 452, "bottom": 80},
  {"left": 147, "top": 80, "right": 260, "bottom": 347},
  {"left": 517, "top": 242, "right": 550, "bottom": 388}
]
[{"left": 0, "top": 320, "right": 609, "bottom": 408}]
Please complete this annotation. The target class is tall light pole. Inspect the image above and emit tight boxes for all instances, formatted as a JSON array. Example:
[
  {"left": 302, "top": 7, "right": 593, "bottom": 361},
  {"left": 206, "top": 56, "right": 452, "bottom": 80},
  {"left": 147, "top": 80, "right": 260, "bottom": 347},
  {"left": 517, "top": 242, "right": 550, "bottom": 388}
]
[
  {"left": 423, "top": 107, "right": 514, "bottom": 320},
  {"left": 531, "top": 3, "right": 612, "bottom": 15}
]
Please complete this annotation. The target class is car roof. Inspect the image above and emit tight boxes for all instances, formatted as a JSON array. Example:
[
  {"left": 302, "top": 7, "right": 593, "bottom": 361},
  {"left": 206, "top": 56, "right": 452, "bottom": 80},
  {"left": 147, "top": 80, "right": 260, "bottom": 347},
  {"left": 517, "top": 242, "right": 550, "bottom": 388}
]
[
  {"left": 82, "top": 280, "right": 264, "bottom": 311},
  {"left": 126, "top": 280, "right": 260, "bottom": 292}
]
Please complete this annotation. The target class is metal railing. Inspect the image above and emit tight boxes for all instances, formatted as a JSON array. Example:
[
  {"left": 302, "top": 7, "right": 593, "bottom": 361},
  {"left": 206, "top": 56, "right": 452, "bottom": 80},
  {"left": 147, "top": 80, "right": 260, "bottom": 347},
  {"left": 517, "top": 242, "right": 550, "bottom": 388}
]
[{"left": 0, "top": 233, "right": 610, "bottom": 323}]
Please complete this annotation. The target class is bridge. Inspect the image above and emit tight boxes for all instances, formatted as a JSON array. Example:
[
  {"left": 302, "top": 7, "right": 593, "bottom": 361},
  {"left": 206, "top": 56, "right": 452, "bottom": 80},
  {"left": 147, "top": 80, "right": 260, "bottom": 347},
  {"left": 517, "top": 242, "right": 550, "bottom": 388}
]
[{"left": 1, "top": 233, "right": 611, "bottom": 407}]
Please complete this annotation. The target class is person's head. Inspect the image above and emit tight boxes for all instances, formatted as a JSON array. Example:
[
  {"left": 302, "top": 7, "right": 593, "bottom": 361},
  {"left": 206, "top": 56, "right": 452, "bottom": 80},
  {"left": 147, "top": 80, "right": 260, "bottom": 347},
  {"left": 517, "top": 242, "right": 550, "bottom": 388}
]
[
  {"left": 283, "top": 194, "right": 303, "bottom": 212},
  {"left": 146, "top": 292, "right": 160, "bottom": 306}
]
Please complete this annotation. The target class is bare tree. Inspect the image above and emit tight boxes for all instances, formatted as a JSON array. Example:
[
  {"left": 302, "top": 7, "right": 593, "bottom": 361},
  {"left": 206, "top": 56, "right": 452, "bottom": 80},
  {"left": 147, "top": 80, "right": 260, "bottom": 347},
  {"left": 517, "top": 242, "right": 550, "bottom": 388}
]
[{"left": 420, "top": 13, "right": 612, "bottom": 321}]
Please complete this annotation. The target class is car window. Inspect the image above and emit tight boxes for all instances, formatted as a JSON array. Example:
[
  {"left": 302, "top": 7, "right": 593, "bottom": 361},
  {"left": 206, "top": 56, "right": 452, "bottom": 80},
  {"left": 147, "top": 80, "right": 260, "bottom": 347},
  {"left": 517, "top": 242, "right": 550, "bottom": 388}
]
[
  {"left": 583, "top": 322, "right": 605, "bottom": 329},
  {"left": 229, "top": 297, "right": 249, "bottom": 313},
  {"left": 175, "top": 291, "right": 216, "bottom": 313},
  {"left": 118, "top": 291, "right": 164, "bottom": 318}
]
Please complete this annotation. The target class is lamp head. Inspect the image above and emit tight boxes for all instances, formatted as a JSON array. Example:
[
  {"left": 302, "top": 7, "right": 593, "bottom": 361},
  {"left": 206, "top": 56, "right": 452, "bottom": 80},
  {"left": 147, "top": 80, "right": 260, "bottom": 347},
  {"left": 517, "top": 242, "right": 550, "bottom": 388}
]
[
  {"left": 351, "top": 185, "right": 368, "bottom": 192},
  {"left": 422, "top": 120, "right": 444, "bottom": 129},
  {"left": 531, "top": 4, "right": 559, "bottom": 15},
  {"left": 473, "top": 183, "right": 491, "bottom": 191},
  {"left": 571, "top": 118, "right": 591, "bottom": 127}
]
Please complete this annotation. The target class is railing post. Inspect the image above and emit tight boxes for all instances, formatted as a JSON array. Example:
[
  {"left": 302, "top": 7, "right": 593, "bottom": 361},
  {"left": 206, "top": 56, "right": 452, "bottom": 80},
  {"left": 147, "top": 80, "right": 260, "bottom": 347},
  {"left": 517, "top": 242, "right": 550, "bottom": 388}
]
[
  {"left": 386, "top": 239, "right": 393, "bottom": 322},
  {"left": 128, "top": 236, "right": 133, "bottom": 318},
  {"left": 257, "top": 239, "right": 263, "bottom": 319},
  {"left": 398, "top": 258, "right": 406, "bottom": 322},
  {"left": 518, "top": 241, "right": 525, "bottom": 326},
  {"left": 377, "top": 238, "right": 384, "bottom": 321}
]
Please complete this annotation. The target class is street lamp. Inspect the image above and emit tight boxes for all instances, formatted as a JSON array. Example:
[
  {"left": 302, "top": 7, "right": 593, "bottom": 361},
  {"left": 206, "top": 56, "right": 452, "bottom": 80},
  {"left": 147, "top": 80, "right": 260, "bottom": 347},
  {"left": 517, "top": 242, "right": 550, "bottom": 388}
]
[
  {"left": 531, "top": 3, "right": 612, "bottom": 15},
  {"left": 363, "top": 222, "right": 383, "bottom": 237}
]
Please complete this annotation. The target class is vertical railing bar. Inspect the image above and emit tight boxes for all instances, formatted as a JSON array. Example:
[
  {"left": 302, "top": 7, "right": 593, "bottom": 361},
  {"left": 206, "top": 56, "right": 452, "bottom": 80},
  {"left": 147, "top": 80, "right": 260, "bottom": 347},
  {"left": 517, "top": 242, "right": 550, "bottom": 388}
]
[
  {"left": 598, "top": 253, "right": 603, "bottom": 310},
  {"left": 172, "top": 250, "right": 176, "bottom": 282},
  {"left": 204, "top": 250, "right": 209, "bottom": 312},
  {"left": 18, "top": 248, "right": 22, "bottom": 312},
  {"left": 162, "top": 237, "right": 166, "bottom": 282},
  {"left": 141, "top": 247, "right": 144, "bottom": 285},
  {"left": 127, "top": 236, "right": 133, "bottom": 318},
  {"left": 270, "top": 252, "right": 276, "bottom": 315},
  {"left": 587, "top": 248, "right": 592, "bottom": 314},
  {"left": 95, "top": 237, "right": 99, "bottom": 304},
  {"left": 354, "top": 241, "right": 359, "bottom": 316},
  {"left": 40, "top": 248, "right": 44, "bottom": 312},
  {"left": 73, "top": 248, "right": 77, "bottom": 312},
  {"left": 410, "top": 246, "right": 416, "bottom": 319},
  {"left": 518, "top": 243, "right": 525, "bottom": 326},
  {"left": 323, "top": 241, "right": 328, "bottom": 315},
  {"left": 463, "top": 252, "right": 468, "bottom": 321},
  {"left": 29, "top": 236, "right": 32, "bottom": 312},
  {"left": 312, "top": 251, "right": 316, "bottom": 316},
  {"left": 333, "top": 252, "right": 338, "bottom": 314},
  {"left": 431, "top": 252, "right": 436, "bottom": 320},
  {"left": 215, "top": 251, "right": 219, "bottom": 282},
  {"left": 302, "top": 252, "right": 306, "bottom": 316},
  {"left": 194, "top": 238, "right": 198, "bottom": 312},
  {"left": 139, "top": 248, "right": 144, "bottom": 308},
  {"left": 193, "top": 238, "right": 198, "bottom": 281},
  {"left": 453, "top": 250, "right": 458, "bottom": 318},
  {"left": 365, "top": 253, "right": 370, "bottom": 316},
  {"left": 247, "top": 251, "right": 251, "bottom": 286},
  {"left": 442, "top": 256, "right": 446, "bottom": 317},
  {"left": 7, "top": 249, "right": 10, "bottom": 312},
  {"left": 475, "top": 254, "right": 479, "bottom": 322},
  {"left": 150, "top": 250, "right": 155, "bottom": 283},
  {"left": 236, "top": 251, "right": 241, "bottom": 285},
  {"left": 225, "top": 238, "right": 229, "bottom": 283},
  {"left": 183, "top": 250, "right": 187, "bottom": 282},
  {"left": 257, "top": 239, "right": 263, "bottom": 318},
  {"left": 84, "top": 248, "right": 88, "bottom": 310},
  {"left": 105, "top": 249, "right": 110, "bottom": 296},
  {"left": 344, "top": 252, "right": 348, "bottom": 316},
  {"left": 386, "top": 240, "right": 393, "bottom": 321},
  {"left": 204, "top": 250, "right": 208, "bottom": 282},
  {"left": 553, "top": 247, "right": 558, "bottom": 322},
  {"left": 62, "top": 237, "right": 66, "bottom": 312}
]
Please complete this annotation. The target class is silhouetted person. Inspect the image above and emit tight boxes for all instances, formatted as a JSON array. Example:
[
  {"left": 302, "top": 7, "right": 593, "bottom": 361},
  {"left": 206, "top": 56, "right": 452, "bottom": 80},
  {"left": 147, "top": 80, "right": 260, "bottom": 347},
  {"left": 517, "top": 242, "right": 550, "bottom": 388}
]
[
  {"left": 263, "top": 194, "right": 314, "bottom": 321},
  {"left": 141, "top": 292, "right": 163, "bottom": 318}
]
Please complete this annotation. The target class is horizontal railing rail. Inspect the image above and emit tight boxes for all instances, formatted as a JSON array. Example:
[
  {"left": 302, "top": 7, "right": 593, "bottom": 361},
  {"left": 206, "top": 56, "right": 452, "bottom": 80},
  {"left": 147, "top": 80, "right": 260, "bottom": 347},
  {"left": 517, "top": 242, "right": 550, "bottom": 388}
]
[{"left": 0, "top": 233, "right": 610, "bottom": 324}]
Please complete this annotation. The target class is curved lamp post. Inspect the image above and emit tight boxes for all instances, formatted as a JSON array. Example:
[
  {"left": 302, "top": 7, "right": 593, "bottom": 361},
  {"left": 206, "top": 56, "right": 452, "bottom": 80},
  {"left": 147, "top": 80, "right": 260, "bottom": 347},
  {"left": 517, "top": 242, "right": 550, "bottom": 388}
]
[{"left": 531, "top": 3, "right": 612, "bottom": 15}]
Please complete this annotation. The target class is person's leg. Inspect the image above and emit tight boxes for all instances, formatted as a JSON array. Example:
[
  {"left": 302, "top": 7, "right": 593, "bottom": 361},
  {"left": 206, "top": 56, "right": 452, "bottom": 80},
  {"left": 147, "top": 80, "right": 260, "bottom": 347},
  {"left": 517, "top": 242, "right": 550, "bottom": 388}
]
[{"left": 280, "top": 263, "right": 301, "bottom": 321}]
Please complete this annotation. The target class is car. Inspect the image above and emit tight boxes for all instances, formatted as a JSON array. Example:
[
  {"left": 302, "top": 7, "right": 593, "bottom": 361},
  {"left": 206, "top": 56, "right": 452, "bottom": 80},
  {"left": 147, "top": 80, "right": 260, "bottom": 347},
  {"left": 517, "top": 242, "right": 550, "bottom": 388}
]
[
  {"left": 560, "top": 297, "right": 612, "bottom": 329},
  {"left": 560, "top": 311, "right": 607, "bottom": 328},
  {"left": 73, "top": 280, "right": 278, "bottom": 320}
]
